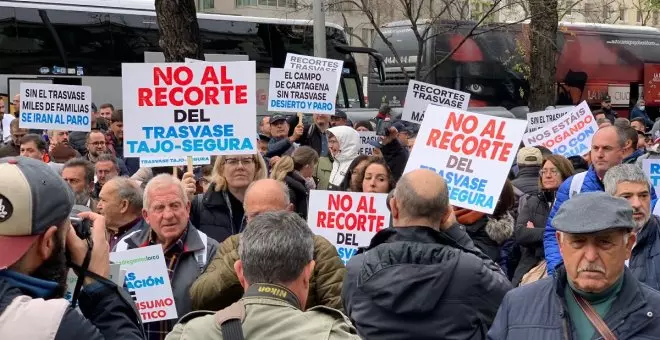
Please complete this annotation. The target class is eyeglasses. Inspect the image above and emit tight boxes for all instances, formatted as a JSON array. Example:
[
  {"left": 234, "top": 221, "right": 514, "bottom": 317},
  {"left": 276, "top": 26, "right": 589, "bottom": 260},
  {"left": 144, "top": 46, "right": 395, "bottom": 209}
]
[
  {"left": 225, "top": 158, "right": 255, "bottom": 166},
  {"left": 539, "top": 169, "right": 559, "bottom": 176}
]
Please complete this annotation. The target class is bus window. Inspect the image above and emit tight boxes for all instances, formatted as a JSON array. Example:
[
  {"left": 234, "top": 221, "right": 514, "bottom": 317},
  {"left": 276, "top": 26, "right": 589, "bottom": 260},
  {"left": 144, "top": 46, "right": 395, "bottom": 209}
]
[{"left": 343, "top": 77, "right": 360, "bottom": 108}]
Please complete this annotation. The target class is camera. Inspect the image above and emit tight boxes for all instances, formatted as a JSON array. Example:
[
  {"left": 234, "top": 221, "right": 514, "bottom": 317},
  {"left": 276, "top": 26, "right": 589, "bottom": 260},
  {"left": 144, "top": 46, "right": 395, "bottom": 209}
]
[{"left": 70, "top": 205, "right": 92, "bottom": 239}]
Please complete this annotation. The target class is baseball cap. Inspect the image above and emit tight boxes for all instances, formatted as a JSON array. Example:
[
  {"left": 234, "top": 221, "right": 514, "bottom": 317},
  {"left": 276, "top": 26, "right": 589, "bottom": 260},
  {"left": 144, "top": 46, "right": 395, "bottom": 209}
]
[
  {"left": 516, "top": 147, "right": 542, "bottom": 166},
  {"left": 602, "top": 95, "right": 611, "bottom": 102},
  {"left": 270, "top": 114, "right": 287, "bottom": 124},
  {"left": 368, "top": 140, "right": 383, "bottom": 149},
  {"left": 332, "top": 109, "right": 347, "bottom": 120},
  {"left": 0, "top": 157, "right": 74, "bottom": 269},
  {"left": 552, "top": 192, "right": 634, "bottom": 234}
]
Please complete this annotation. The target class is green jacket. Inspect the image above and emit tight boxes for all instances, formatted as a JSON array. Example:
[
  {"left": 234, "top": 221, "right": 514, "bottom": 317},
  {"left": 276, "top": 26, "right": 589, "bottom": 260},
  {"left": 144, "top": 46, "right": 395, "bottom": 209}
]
[
  {"left": 166, "top": 294, "right": 359, "bottom": 340},
  {"left": 315, "top": 156, "right": 333, "bottom": 190},
  {"left": 190, "top": 234, "right": 346, "bottom": 311}
]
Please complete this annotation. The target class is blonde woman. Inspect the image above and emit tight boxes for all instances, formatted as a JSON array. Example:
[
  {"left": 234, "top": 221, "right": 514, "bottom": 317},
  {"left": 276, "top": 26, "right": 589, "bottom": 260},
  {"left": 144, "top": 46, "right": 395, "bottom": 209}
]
[
  {"left": 270, "top": 146, "right": 319, "bottom": 218},
  {"left": 185, "top": 153, "right": 267, "bottom": 243}
]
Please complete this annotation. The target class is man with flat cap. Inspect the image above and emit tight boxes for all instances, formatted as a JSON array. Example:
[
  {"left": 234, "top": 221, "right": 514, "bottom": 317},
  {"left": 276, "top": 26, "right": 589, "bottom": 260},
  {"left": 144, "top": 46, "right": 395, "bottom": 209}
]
[{"left": 488, "top": 192, "right": 660, "bottom": 339}]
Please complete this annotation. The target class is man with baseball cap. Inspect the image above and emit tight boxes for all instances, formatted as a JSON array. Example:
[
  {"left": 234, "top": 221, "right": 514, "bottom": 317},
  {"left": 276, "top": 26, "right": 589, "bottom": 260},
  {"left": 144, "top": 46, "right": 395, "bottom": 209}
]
[
  {"left": 512, "top": 147, "right": 543, "bottom": 196},
  {"left": 0, "top": 157, "right": 144, "bottom": 339},
  {"left": 489, "top": 192, "right": 660, "bottom": 339},
  {"left": 265, "top": 114, "right": 302, "bottom": 165}
]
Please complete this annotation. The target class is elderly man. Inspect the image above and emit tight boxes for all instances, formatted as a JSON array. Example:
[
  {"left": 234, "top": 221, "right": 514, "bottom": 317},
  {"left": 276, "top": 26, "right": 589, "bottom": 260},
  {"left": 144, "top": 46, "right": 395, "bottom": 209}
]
[
  {"left": 97, "top": 177, "right": 147, "bottom": 249},
  {"left": 114, "top": 174, "right": 218, "bottom": 337},
  {"left": 167, "top": 211, "right": 358, "bottom": 340},
  {"left": 546, "top": 126, "right": 634, "bottom": 275},
  {"left": 488, "top": 192, "right": 660, "bottom": 339},
  {"left": 343, "top": 169, "right": 511, "bottom": 339},
  {"left": 603, "top": 164, "right": 660, "bottom": 290},
  {"left": 190, "top": 179, "right": 344, "bottom": 311},
  {"left": 61, "top": 158, "right": 97, "bottom": 210}
]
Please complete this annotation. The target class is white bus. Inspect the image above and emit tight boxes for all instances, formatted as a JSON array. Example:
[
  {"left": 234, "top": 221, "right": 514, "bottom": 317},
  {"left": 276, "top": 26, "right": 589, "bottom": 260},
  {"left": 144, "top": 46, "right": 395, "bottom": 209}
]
[{"left": 0, "top": 0, "right": 384, "bottom": 116}]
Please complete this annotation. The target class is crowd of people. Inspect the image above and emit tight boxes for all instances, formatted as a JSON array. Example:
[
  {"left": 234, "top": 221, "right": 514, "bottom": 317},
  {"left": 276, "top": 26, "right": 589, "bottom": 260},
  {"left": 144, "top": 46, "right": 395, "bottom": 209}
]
[{"left": 1, "top": 93, "right": 660, "bottom": 339}]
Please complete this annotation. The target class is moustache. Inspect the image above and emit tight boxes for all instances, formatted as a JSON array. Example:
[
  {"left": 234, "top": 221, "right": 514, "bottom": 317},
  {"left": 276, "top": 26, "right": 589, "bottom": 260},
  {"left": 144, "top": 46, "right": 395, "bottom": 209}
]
[{"left": 577, "top": 264, "right": 606, "bottom": 274}]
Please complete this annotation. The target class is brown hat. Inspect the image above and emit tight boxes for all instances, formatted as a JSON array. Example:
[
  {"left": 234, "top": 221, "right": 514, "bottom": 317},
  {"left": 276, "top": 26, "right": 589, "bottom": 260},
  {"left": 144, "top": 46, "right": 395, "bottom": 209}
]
[
  {"left": 50, "top": 144, "right": 77, "bottom": 164},
  {"left": 517, "top": 147, "right": 542, "bottom": 166}
]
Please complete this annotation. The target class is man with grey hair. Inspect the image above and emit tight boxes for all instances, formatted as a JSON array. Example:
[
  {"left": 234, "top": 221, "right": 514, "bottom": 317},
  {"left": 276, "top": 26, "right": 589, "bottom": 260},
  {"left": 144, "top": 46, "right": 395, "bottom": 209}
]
[
  {"left": 114, "top": 174, "right": 218, "bottom": 338},
  {"left": 97, "top": 177, "right": 147, "bottom": 249},
  {"left": 190, "top": 179, "right": 345, "bottom": 312},
  {"left": 603, "top": 164, "right": 660, "bottom": 290},
  {"left": 489, "top": 192, "right": 660, "bottom": 339},
  {"left": 167, "top": 211, "right": 359, "bottom": 340},
  {"left": 342, "top": 169, "right": 512, "bottom": 339}
]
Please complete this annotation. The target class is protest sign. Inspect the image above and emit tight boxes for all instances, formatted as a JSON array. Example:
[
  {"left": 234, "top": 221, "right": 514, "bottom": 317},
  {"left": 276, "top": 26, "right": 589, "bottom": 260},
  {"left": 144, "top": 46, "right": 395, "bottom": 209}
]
[
  {"left": 643, "top": 159, "right": 660, "bottom": 195},
  {"left": 403, "top": 105, "right": 527, "bottom": 214},
  {"left": 111, "top": 245, "right": 177, "bottom": 323},
  {"left": 121, "top": 61, "right": 256, "bottom": 158},
  {"left": 401, "top": 80, "right": 470, "bottom": 124},
  {"left": 522, "top": 101, "right": 597, "bottom": 158},
  {"left": 526, "top": 106, "right": 574, "bottom": 133},
  {"left": 268, "top": 68, "right": 338, "bottom": 115},
  {"left": 65, "top": 264, "right": 123, "bottom": 302},
  {"left": 285, "top": 53, "right": 343, "bottom": 89},
  {"left": 358, "top": 131, "right": 379, "bottom": 155},
  {"left": 140, "top": 155, "right": 212, "bottom": 168},
  {"left": 19, "top": 83, "right": 91, "bottom": 132},
  {"left": 307, "top": 190, "right": 390, "bottom": 265}
]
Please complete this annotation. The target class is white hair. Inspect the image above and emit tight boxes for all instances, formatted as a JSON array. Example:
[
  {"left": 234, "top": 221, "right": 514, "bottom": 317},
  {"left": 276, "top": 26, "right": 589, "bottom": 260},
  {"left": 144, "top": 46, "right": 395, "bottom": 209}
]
[{"left": 143, "top": 174, "right": 189, "bottom": 209}]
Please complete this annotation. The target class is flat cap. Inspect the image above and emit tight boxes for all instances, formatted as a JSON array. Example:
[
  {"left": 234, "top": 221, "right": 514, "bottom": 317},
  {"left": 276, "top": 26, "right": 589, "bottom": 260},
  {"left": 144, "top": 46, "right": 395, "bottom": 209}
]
[{"left": 552, "top": 192, "right": 634, "bottom": 234}]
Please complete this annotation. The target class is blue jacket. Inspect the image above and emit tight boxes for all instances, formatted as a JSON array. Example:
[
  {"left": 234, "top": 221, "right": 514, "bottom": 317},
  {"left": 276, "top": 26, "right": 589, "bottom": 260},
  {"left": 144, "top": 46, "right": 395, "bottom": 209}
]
[
  {"left": 631, "top": 107, "right": 654, "bottom": 129},
  {"left": 487, "top": 266, "right": 660, "bottom": 340},
  {"left": 544, "top": 166, "right": 657, "bottom": 274},
  {"left": 630, "top": 215, "right": 660, "bottom": 291},
  {"left": 544, "top": 166, "right": 603, "bottom": 274}
]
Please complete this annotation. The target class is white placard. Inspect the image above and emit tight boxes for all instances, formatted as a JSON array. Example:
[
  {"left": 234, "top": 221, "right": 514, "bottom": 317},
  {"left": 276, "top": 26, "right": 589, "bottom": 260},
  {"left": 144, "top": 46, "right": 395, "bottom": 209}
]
[
  {"left": 121, "top": 61, "right": 257, "bottom": 158},
  {"left": 268, "top": 68, "right": 338, "bottom": 115},
  {"left": 65, "top": 264, "right": 122, "bottom": 302},
  {"left": 285, "top": 53, "right": 344, "bottom": 89},
  {"left": 140, "top": 155, "right": 212, "bottom": 168},
  {"left": 358, "top": 131, "right": 378, "bottom": 155},
  {"left": 19, "top": 83, "right": 92, "bottom": 132},
  {"left": 307, "top": 190, "right": 390, "bottom": 265},
  {"left": 522, "top": 101, "right": 597, "bottom": 158},
  {"left": 404, "top": 105, "right": 527, "bottom": 214},
  {"left": 110, "top": 245, "right": 178, "bottom": 323},
  {"left": 401, "top": 80, "right": 470, "bottom": 124},
  {"left": 526, "top": 106, "right": 574, "bottom": 133}
]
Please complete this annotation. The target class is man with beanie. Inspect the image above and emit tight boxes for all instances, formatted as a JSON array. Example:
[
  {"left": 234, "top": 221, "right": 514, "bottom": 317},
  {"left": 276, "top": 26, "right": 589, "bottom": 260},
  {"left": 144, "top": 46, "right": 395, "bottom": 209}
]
[
  {"left": 512, "top": 147, "right": 543, "bottom": 196},
  {"left": 0, "top": 157, "right": 144, "bottom": 339}
]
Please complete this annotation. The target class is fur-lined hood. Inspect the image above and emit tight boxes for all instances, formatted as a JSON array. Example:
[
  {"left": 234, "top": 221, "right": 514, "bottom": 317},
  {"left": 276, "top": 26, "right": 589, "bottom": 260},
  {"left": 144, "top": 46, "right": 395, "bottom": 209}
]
[{"left": 485, "top": 213, "right": 514, "bottom": 244}]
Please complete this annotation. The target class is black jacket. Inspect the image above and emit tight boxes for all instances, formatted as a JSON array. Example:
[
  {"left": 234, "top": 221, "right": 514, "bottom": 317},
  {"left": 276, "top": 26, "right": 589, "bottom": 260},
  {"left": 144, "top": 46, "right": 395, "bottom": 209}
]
[
  {"left": 342, "top": 226, "right": 512, "bottom": 340},
  {"left": 283, "top": 171, "right": 309, "bottom": 219},
  {"left": 190, "top": 183, "right": 245, "bottom": 243},
  {"left": 511, "top": 166, "right": 540, "bottom": 196},
  {"left": 464, "top": 214, "right": 515, "bottom": 263},
  {"left": 0, "top": 272, "right": 144, "bottom": 339},
  {"left": 630, "top": 215, "right": 660, "bottom": 291},
  {"left": 512, "top": 191, "right": 553, "bottom": 286},
  {"left": 488, "top": 266, "right": 660, "bottom": 339},
  {"left": 381, "top": 139, "right": 409, "bottom": 181},
  {"left": 297, "top": 123, "right": 325, "bottom": 156}
]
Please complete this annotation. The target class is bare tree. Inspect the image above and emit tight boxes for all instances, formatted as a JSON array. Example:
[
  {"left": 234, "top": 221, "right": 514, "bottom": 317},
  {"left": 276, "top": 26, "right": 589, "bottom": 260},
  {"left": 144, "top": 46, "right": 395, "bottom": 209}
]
[
  {"left": 325, "top": 0, "right": 532, "bottom": 82},
  {"left": 528, "top": 0, "right": 558, "bottom": 111},
  {"left": 630, "top": 0, "right": 660, "bottom": 25},
  {"left": 155, "top": 0, "right": 204, "bottom": 62}
]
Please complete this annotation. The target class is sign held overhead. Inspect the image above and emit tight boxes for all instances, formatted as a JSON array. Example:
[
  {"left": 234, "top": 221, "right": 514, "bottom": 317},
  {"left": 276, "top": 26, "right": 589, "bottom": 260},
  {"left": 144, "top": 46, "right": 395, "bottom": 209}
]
[
  {"left": 19, "top": 83, "right": 92, "bottom": 132},
  {"left": 401, "top": 80, "right": 470, "bottom": 123}
]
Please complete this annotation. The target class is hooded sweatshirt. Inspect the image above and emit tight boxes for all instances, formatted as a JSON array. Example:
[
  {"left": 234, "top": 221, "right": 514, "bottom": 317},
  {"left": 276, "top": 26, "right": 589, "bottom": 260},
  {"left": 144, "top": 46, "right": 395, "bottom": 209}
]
[{"left": 327, "top": 126, "right": 360, "bottom": 189}]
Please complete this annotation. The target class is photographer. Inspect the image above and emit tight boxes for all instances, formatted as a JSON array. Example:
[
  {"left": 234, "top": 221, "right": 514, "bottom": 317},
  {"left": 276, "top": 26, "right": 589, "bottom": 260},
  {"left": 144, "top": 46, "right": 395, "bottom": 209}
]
[{"left": 0, "top": 157, "right": 144, "bottom": 339}]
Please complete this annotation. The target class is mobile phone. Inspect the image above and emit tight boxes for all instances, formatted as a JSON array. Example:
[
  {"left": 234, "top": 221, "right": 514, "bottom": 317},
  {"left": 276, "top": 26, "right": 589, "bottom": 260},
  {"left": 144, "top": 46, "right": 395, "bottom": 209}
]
[{"left": 377, "top": 120, "right": 392, "bottom": 137}]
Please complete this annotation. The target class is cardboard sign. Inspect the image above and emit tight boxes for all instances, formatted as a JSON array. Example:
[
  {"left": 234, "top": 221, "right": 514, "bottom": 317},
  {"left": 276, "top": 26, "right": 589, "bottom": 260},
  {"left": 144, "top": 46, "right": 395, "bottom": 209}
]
[
  {"left": 285, "top": 53, "right": 343, "bottom": 89},
  {"left": 19, "top": 83, "right": 92, "bottom": 132},
  {"left": 307, "top": 190, "right": 390, "bottom": 265},
  {"left": 404, "top": 105, "right": 526, "bottom": 214},
  {"left": 140, "top": 155, "right": 212, "bottom": 168},
  {"left": 523, "top": 101, "right": 597, "bottom": 158},
  {"left": 110, "top": 245, "right": 177, "bottom": 323},
  {"left": 358, "top": 131, "right": 378, "bottom": 155},
  {"left": 401, "top": 80, "right": 470, "bottom": 123},
  {"left": 268, "top": 68, "right": 338, "bottom": 115},
  {"left": 526, "top": 106, "right": 574, "bottom": 133},
  {"left": 121, "top": 62, "right": 257, "bottom": 158}
]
